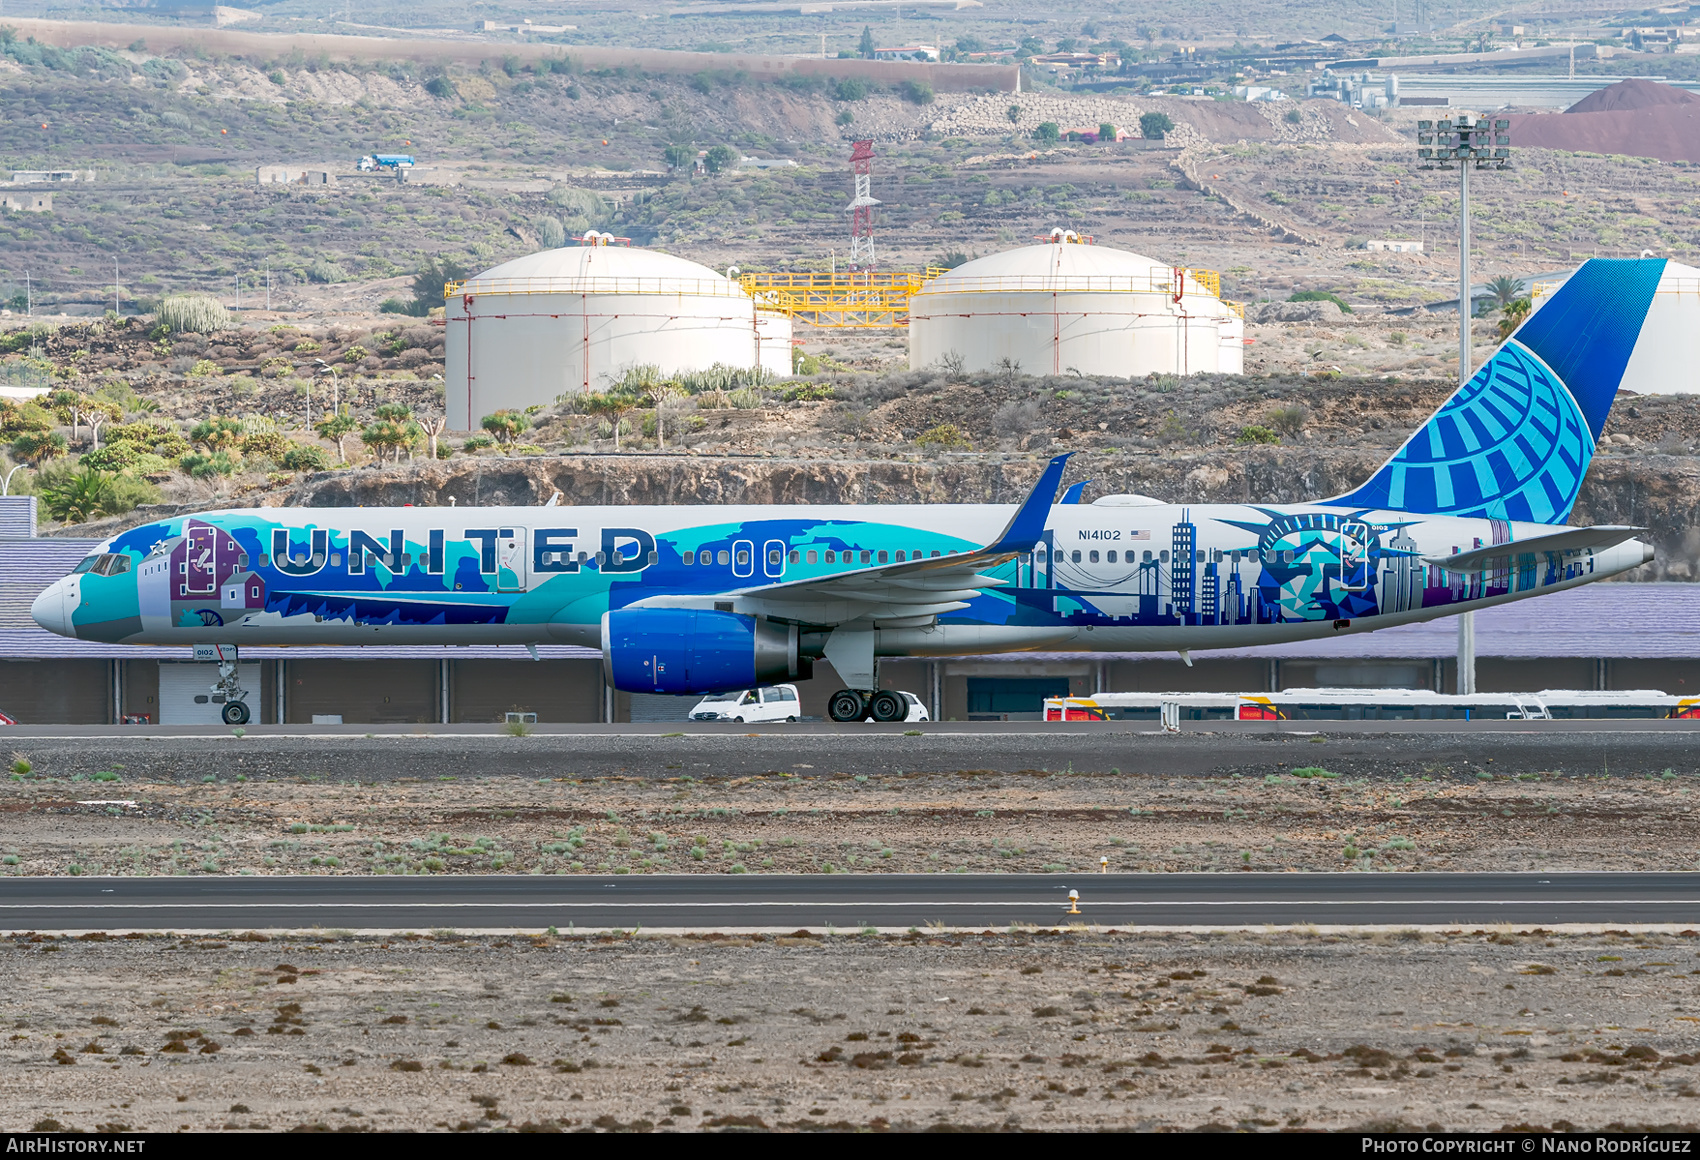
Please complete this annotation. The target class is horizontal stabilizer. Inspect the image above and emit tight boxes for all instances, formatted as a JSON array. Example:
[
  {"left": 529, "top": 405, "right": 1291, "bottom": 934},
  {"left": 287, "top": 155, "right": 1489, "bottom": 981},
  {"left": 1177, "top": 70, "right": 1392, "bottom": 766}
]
[{"left": 1422, "top": 525, "right": 1646, "bottom": 573}]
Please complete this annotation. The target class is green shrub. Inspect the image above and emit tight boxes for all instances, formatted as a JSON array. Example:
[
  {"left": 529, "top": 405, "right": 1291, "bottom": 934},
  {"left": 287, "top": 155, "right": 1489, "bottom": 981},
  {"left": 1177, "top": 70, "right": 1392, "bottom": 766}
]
[
  {"left": 1033, "top": 121, "right": 1060, "bottom": 145},
  {"left": 1288, "top": 290, "right": 1352, "bottom": 314},
  {"left": 307, "top": 258, "right": 347, "bottom": 283},
  {"left": 703, "top": 144, "right": 738, "bottom": 174},
  {"left": 156, "top": 294, "right": 229, "bottom": 334},
  {"left": 279, "top": 444, "right": 330, "bottom": 472},
  {"left": 832, "top": 77, "right": 868, "bottom": 101},
  {"left": 1139, "top": 111, "right": 1174, "bottom": 139},
  {"left": 901, "top": 79, "right": 934, "bottom": 105},
  {"left": 187, "top": 359, "right": 222, "bottom": 379},
  {"left": 916, "top": 423, "right": 971, "bottom": 449},
  {"left": 1236, "top": 424, "right": 1278, "bottom": 445},
  {"left": 180, "top": 450, "right": 237, "bottom": 479}
]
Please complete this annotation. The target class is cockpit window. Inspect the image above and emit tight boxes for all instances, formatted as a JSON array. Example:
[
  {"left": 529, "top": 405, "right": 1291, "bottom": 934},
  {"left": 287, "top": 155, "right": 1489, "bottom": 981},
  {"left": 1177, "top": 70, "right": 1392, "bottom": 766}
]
[{"left": 82, "top": 553, "right": 132, "bottom": 577}]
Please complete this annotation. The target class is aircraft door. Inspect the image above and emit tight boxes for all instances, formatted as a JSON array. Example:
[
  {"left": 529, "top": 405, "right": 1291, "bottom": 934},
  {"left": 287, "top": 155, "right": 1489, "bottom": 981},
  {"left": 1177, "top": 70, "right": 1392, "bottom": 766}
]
[
  {"left": 1337, "top": 520, "right": 1371, "bottom": 592},
  {"left": 762, "top": 539, "right": 786, "bottom": 579},
  {"left": 496, "top": 527, "right": 527, "bottom": 592},
  {"left": 185, "top": 524, "right": 219, "bottom": 594}
]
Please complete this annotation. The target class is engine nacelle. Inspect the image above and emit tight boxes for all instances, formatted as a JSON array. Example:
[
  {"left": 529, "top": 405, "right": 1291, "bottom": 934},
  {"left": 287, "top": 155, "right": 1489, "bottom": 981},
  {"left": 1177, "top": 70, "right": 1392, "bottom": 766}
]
[{"left": 601, "top": 608, "right": 810, "bottom": 695}]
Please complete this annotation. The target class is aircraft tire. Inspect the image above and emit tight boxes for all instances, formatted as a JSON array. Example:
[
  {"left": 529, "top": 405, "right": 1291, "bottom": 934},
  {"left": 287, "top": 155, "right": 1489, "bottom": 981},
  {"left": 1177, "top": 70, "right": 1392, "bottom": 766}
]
[
  {"left": 828, "top": 690, "right": 865, "bottom": 722},
  {"left": 222, "top": 701, "right": 251, "bottom": 726},
  {"left": 870, "top": 691, "right": 905, "bottom": 723}
]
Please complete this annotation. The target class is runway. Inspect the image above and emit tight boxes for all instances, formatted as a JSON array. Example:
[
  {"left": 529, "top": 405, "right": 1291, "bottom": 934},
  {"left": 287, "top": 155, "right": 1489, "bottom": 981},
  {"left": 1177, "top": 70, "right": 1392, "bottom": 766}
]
[
  {"left": 4, "top": 873, "right": 1698, "bottom": 931},
  {"left": 0, "top": 721, "right": 1695, "bottom": 781}
]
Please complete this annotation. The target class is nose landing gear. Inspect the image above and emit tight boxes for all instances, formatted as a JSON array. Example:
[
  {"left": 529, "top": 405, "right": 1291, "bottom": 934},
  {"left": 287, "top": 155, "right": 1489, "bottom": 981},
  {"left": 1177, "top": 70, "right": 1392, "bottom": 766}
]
[{"left": 213, "top": 657, "right": 251, "bottom": 725}]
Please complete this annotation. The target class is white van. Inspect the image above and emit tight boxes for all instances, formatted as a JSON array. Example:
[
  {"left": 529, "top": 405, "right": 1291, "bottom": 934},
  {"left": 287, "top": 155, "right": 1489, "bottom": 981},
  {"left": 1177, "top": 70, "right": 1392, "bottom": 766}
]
[{"left": 689, "top": 684, "right": 802, "bottom": 723}]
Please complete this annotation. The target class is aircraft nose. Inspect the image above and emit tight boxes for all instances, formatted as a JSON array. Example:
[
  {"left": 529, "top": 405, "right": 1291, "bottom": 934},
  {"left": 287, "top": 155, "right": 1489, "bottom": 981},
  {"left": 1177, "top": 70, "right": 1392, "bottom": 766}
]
[{"left": 31, "top": 579, "right": 70, "bottom": 637}]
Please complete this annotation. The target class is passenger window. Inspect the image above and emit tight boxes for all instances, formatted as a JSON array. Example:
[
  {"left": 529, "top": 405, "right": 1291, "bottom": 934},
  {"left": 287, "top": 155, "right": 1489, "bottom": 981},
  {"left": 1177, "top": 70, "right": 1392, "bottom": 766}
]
[
  {"left": 789, "top": 550, "right": 800, "bottom": 563},
  {"left": 683, "top": 550, "right": 694, "bottom": 565},
  {"left": 258, "top": 554, "right": 270, "bottom": 567},
  {"left": 1089, "top": 550, "right": 1099, "bottom": 563},
  {"left": 877, "top": 550, "right": 888, "bottom": 564},
  {"left": 1072, "top": 550, "right": 1082, "bottom": 563},
  {"left": 825, "top": 550, "right": 836, "bottom": 563},
  {"left": 860, "top": 550, "right": 871, "bottom": 564},
  {"left": 1160, "top": 550, "right": 1169, "bottom": 562},
  {"left": 781, "top": 687, "right": 796, "bottom": 701},
  {"left": 1143, "top": 550, "right": 1153, "bottom": 562},
  {"left": 718, "top": 550, "right": 730, "bottom": 566},
  {"left": 895, "top": 550, "right": 905, "bottom": 562},
  {"left": 768, "top": 549, "right": 782, "bottom": 566},
  {"left": 930, "top": 550, "right": 940, "bottom": 557},
  {"left": 330, "top": 553, "right": 342, "bottom": 567},
  {"left": 806, "top": 550, "right": 817, "bottom": 564},
  {"left": 735, "top": 549, "right": 750, "bottom": 567},
  {"left": 1106, "top": 551, "right": 1116, "bottom": 563}
]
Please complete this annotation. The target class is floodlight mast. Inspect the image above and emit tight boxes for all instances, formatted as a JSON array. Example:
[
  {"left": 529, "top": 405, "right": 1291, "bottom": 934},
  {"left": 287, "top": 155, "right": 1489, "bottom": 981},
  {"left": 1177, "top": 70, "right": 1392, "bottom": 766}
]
[
  {"left": 1415, "top": 112, "right": 1512, "bottom": 389},
  {"left": 1415, "top": 112, "right": 1511, "bottom": 698}
]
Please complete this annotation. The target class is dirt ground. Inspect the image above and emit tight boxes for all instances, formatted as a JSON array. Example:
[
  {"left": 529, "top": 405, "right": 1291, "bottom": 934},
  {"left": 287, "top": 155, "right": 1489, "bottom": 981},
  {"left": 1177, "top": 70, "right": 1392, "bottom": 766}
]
[
  {"left": 3, "top": 764, "right": 1697, "bottom": 877},
  {"left": 4, "top": 928, "right": 1700, "bottom": 1132}
]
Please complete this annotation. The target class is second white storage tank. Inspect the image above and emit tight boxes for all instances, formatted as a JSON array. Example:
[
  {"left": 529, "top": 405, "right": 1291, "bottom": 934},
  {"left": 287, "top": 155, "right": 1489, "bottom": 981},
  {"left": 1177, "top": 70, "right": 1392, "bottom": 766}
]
[{"left": 908, "top": 232, "right": 1243, "bottom": 378}]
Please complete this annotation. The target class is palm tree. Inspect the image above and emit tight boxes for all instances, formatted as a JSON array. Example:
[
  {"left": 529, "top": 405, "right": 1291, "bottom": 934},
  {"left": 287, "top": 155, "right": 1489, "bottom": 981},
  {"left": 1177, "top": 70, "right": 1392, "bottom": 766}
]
[
  {"left": 314, "top": 410, "right": 358, "bottom": 463},
  {"left": 1487, "top": 275, "right": 1524, "bottom": 310},
  {"left": 10, "top": 430, "right": 66, "bottom": 469}
]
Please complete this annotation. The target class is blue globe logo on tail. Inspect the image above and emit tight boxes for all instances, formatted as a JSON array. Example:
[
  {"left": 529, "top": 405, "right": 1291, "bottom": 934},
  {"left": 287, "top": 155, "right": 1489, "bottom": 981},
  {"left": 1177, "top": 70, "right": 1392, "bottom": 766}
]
[{"left": 1333, "top": 258, "right": 1667, "bottom": 524}]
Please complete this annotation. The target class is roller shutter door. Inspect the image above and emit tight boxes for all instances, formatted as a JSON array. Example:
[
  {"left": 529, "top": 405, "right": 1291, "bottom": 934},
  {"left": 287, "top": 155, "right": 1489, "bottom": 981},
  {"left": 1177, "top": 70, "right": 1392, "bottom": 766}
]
[
  {"left": 159, "top": 662, "right": 262, "bottom": 725},
  {"left": 450, "top": 660, "right": 602, "bottom": 723},
  {"left": 629, "top": 693, "right": 700, "bottom": 723},
  {"left": 0, "top": 659, "right": 111, "bottom": 724},
  {"left": 286, "top": 660, "right": 437, "bottom": 725}
]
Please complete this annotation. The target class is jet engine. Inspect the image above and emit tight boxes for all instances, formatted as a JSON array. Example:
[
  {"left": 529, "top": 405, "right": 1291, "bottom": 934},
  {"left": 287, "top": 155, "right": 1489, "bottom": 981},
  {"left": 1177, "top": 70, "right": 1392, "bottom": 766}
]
[{"left": 601, "top": 608, "right": 811, "bottom": 695}]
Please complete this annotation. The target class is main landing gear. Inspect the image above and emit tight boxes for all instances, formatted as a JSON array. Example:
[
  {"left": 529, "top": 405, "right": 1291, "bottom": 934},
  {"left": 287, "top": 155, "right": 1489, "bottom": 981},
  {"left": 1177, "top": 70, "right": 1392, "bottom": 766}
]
[
  {"left": 213, "top": 658, "right": 251, "bottom": 726},
  {"left": 827, "top": 688, "right": 906, "bottom": 723}
]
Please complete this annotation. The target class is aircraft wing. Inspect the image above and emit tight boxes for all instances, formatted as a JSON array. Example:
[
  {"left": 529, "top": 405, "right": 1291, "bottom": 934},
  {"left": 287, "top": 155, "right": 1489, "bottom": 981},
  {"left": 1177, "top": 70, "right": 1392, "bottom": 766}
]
[
  {"left": 727, "top": 453, "right": 1070, "bottom": 623},
  {"left": 1422, "top": 525, "right": 1647, "bottom": 573}
]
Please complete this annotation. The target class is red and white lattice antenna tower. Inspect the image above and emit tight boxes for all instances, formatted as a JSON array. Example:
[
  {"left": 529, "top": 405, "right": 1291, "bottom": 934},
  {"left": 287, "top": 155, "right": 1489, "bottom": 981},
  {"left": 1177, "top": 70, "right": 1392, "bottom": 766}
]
[{"left": 846, "top": 139, "right": 879, "bottom": 272}]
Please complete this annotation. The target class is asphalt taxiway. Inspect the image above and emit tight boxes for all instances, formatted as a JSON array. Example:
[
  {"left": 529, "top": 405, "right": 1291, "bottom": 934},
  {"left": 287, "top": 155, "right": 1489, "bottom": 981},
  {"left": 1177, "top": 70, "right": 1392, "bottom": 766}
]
[{"left": 3, "top": 873, "right": 1697, "bottom": 931}]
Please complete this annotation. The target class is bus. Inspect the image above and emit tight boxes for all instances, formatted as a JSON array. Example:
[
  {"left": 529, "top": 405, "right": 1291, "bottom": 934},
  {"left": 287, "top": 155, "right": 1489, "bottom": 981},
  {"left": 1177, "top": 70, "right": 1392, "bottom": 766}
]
[{"left": 1043, "top": 688, "right": 1700, "bottom": 723}]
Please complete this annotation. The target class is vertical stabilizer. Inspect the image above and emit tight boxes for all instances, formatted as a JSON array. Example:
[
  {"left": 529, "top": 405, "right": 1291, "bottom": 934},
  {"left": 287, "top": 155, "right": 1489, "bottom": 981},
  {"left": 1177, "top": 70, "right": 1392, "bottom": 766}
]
[{"left": 1331, "top": 257, "right": 1665, "bottom": 524}]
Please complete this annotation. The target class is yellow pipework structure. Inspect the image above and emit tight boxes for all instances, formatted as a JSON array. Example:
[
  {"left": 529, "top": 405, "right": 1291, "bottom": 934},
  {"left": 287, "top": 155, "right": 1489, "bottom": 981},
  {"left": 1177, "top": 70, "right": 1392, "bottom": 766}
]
[{"left": 736, "top": 269, "right": 945, "bottom": 329}]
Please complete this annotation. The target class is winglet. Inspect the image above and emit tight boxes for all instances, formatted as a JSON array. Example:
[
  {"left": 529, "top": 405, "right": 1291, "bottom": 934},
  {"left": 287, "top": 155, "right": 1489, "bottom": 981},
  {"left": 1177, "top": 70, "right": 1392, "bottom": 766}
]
[
  {"left": 1060, "top": 481, "right": 1090, "bottom": 504},
  {"left": 985, "top": 453, "right": 1070, "bottom": 554}
]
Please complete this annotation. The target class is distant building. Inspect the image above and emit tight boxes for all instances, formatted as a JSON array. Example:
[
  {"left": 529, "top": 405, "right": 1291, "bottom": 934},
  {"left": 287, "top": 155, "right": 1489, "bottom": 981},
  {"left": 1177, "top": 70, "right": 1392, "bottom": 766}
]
[
  {"left": 737, "top": 157, "right": 799, "bottom": 170},
  {"left": 256, "top": 166, "right": 337, "bottom": 186},
  {"left": 873, "top": 45, "right": 940, "bottom": 61},
  {"left": 8, "top": 171, "right": 83, "bottom": 184},
  {"left": 0, "top": 192, "right": 51, "bottom": 213},
  {"left": 477, "top": 19, "right": 576, "bottom": 33},
  {"left": 1367, "top": 239, "right": 1423, "bottom": 253}
]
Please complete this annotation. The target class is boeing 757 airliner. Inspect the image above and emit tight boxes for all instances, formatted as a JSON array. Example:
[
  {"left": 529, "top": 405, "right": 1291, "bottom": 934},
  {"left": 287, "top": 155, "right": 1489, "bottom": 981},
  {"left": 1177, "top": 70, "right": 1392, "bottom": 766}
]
[{"left": 31, "top": 258, "right": 1662, "bottom": 724}]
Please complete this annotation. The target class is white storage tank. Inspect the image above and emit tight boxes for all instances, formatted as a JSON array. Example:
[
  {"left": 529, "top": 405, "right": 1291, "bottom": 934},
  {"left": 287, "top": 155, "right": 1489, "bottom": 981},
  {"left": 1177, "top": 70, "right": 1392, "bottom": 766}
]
[
  {"left": 445, "top": 236, "right": 793, "bottom": 431},
  {"left": 1530, "top": 259, "right": 1699, "bottom": 396},
  {"left": 908, "top": 230, "right": 1243, "bottom": 378}
]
